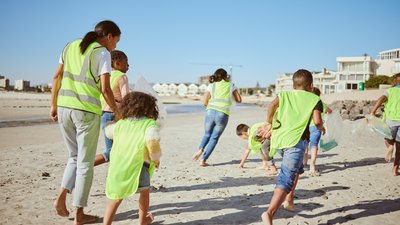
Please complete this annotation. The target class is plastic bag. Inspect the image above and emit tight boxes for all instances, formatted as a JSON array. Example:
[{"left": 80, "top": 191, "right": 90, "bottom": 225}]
[
  {"left": 364, "top": 115, "right": 392, "bottom": 139},
  {"left": 320, "top": 110, "right": 343, "bottom": 152},
  {"left": 133, "top": 74, "right": 167, "bottom": 127}
]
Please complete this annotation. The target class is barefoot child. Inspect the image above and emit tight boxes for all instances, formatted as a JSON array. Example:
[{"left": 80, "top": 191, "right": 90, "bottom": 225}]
[
  {"left": 95, "top": 50, "right": 130, "bottom": 166},
  {"left": 103, "top": 92, "right": 161, "bottom": 225},
  {"left": 303, "top": 87, "right": 332, "bottom": 175},
  {"left": 261, "top": 69, "right": 325, "bottom": 225},
  {"left": 371, "top": 73, "right": 400, "bottom": 176},
  {"left": 236, "top": 123, "right": 278, "bottom": 175}
]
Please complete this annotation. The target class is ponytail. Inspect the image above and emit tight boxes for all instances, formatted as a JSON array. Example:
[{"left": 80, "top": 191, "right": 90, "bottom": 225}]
[
  {"left": 79, "top": 20, "right": 121, "bottom": 54},
  {"left": 80, "top": 31, "right": 98, "bottom": 54},
  {"left": 212, "top": 68, "right": 228, "bottom": 83},
  {"left": 209, "top": 75, "right": 216, "bottom": 83}
]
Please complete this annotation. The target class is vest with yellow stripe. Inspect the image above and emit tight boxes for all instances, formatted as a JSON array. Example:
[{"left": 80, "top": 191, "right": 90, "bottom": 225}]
[
  {"left": 206, "top": 80, "right": 233, "bottom": 115},
  {"left": 57, "top": 39, "right": 106, "bottom": 115},
  {"left": 384, "top": 86, "right": 400, "bottom": 121},
  {"left": 269, "top": 90, "right": 320, "bottom": 157}
]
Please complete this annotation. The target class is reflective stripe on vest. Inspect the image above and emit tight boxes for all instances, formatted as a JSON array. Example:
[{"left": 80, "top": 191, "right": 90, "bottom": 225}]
[
  {"left": 207, "top": 80, "right": 232, "bottom": 115},
  {"left": 100, "top": 70, "right": 125, "bottom": 108},
  {"left": 384, "top": 87, "right": 400, "bottom": 121},
  {"left": 106, "top": 118, "right": 158, "bottom": 200},
  {"left": 269, "top": 90, "right": 320, "bottom": 158},
  {"left": 57, "top": 39, "right": 105, "bottom": 115}
]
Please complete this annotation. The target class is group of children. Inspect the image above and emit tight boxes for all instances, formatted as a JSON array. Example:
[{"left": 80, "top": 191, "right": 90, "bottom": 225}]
[{"left": 56, "top": 49, "right": 400, "bottom": 225}]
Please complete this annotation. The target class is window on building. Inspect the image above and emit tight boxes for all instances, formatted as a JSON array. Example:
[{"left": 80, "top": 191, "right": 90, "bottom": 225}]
[
  {"left": 346, "top": 83, "right": 351, "bottom": 89},
  {"left": 356, "top": 74, "right": 364, "bottom": 80},
  {"left": 352, "top": 83, "right": 357, "bottom": 89},
  {"left": 340, "top": 75, "right": 346, "bottom": 80},
  {"left": 349, "top": 74, "right": 356, "bottom": 80}
]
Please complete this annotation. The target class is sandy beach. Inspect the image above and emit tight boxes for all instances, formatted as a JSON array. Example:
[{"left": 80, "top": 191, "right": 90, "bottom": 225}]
[{"left": 0, "top": 90, "right": 399, "bottom": 225}]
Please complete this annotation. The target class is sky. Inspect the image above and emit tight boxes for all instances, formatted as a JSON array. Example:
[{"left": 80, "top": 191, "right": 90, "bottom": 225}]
[{"left": 0, "top": 0, "right": 399, "bottom": 88}]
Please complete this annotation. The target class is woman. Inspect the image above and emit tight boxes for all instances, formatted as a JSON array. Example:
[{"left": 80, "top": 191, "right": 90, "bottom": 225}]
[
  {"left": 192, "top": 68, "right": 242, "bottom": 166},
  {"left": 50, "top": 20, "right": 121, "bottom": 224}
]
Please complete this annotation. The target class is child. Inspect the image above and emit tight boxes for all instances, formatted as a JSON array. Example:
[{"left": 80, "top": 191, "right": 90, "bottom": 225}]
[
  {"left": 103, "top": 91, "right": 161, "bottom": 225},
  {"left": 303, "top": 87, "right": 332, "bottom": 175},
  {"left": 371, "top": 73, "right": 400, "bottom": 176},
  {"left": 236, "top": 123, "right": 278, "bottom": 176},
  {"left": 261, "top": 69, "right": 325, "bottom": 225},
  {"left": 95, "top": 50, "right": 130, "bottom": 166}
]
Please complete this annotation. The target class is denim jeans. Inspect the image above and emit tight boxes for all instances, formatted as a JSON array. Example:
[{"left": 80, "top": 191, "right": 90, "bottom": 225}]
[
  {"left": 57, "top": 107, "right": 100, "bottom": 207},
  {"left": 199, "top": 109, "right": 229, "bottom": 161},
  {"left": 101, "top": 111, "right": 115, "bottom": 161},
  {"left": 276, "top": 139, "right": 308, "bottom": 193}
]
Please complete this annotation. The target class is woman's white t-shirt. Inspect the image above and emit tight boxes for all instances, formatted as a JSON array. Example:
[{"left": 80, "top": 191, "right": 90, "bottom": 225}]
[{"left": 58, "top": 46, "right": 112, "bottom": 82}]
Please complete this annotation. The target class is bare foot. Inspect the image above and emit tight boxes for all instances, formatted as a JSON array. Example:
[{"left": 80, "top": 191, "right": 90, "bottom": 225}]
[
  {"left": 54, "top": 200, "right": 69, "bottom": 217},
  {"left": 143, "top": 212, "right": 154, "bottom": 225},
  {"left": 199, "top": 160, "right": 209, "bottom": 167},
  {"left": 261, "top": 211, "right": 272, "bottom": 225},
  {"left": 393, "top": 168, "right": 399, "bottom": 176},
  {"left": 282, "top": 201, "right": 295, "bottom": 211},
  {"left": 385, "top": 147, "right": 394, "bottom": 163},
  {"left": 265, "top": 169, "right": 278, "bottom": 176},
  {"left": 74, "top": 214, "right": 98, "bottom": 225},
  {"left": 192, "top": 150, "right": 203, "bottom": 161}
]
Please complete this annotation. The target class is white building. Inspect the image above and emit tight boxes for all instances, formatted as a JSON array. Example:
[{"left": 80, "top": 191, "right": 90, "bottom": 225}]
[
  {"left": 0, "top": 75, "right": 10, "bottom": 90},
  {"left": 168, "top": 83, "right": 178, "bottom": 95},
  {"left": 152, "top": 83, "right": 163, "bottom": 94},
  {"left": 15, "top": 80, "right": 30, "bottom": 91},
  {"left": 198, "top": 84, "right": 208, "bottom": 94},
  {"left": 187, "top": 83, "right": 199, "bottom": 96},
  {"left": 275, "top": 48, "right": 400, "bottom": 95},
  {"left": 177, "top": 83, "right": 188, "bottom": 96}
]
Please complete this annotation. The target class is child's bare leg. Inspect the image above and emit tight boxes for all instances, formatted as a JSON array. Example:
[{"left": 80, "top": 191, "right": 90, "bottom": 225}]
[
  {"left": 139, "top": 188, "right": 153, "bottom": 225},
  {"left": 192, "top": 149, "right": 203, "bottom": 161},
  {"left": 283, "top": 173, "right": 299, "bottom": 211},
  {"left": 310, "top": 147, "right": 318, "bottom": 173},
  {"left": 74, "top": 207, "right": 98, "bottom": 225},
  {"left": 103, "top": 199, "right": 123, "bottom": 225},
  {"left": 261, "top": 187, "right": 288, "bottom": 225},
  {"left": 393, "top": 142, "right": 400, "bottom": 176},
  {"left": 94, "top": 154, "right": 106, "bottom": 166},
  {"left": 385, "top": 139, "right": 395, "bottom": 163},
  {"left": 54, "top": 187, "right": 69, "bottom": 217},
  {"left": 303, "top": 146, "right": 309, "bottom": 166}
]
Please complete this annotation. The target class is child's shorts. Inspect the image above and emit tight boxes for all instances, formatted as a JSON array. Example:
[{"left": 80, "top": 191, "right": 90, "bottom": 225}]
[
  {"left": 276, "top": 139, "right": 307, "bottom": 193},
  {"left": 388, "top": 125, "right": 400, "bottom": 142},
  {"left": 261, "top": 138, "right": 274, "bottom": 162},
  {"left": 137, "top": 163, "right": 151, "bottom": 192},
  {"left": 309, "top": 126, "right": 322, "bottom": 149}
]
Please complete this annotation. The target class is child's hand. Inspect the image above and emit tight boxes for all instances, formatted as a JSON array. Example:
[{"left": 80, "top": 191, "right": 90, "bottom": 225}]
[
  {"left": 239, "top": 163, "right": 244, "bottom": 169},
  {"left": 155, "top": 160, "right": 160, "bottom": 169}
]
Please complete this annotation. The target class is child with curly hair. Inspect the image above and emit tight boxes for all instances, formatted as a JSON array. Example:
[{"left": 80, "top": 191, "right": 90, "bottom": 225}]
[{"left": 103, "top": 91, "right": 161, "bottom": 225}]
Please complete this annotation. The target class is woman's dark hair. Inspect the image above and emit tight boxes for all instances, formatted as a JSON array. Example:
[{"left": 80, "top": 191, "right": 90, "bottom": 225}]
[
  {"left": 209, "top": 68, "right": 229, "bottom": 83},
  {"left": 236, "top": 123, "right": 249, "bottom": 136},
  {"left": 111, "top": 50, "right": 127, "bottom": 64},
  {"left": 312, "top": 87, "right": 321, "bottom": 96},
  {"left": 80, "top": 20, "right": 121, "bottom": 54},
  {"left": 120, "top": 91, "right": 159, "bottom": 120}
]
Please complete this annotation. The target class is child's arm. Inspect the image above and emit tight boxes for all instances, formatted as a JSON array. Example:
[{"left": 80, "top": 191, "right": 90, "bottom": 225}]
[
  {"left": 312, "top": 108, "right": 325, "bottom": 135},
  {"left": 265, "top": 97, "right": 279, "bottom": 128},
  {"left": 202, "top": 91, "right": 211, "bottom": 106},
  {"left": 239, "top": 147, "right": 251, "bottom": 168},
  {"left": 371, "top": 95, "right": 387, "bottom": 116},
  {"left": 146, "top": 126, "right": 161, "bottom": 168}
]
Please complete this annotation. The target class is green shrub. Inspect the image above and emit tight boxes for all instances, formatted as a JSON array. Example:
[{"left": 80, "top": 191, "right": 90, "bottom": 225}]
[{"left": 365, "top": 75, "right": 391, "bottom": 88}]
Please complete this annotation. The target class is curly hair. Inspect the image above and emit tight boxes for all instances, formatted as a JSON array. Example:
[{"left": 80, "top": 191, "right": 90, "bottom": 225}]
[
  {"left": 111, "top": 50, "right": 127, "bottom": 64},
  {"left": 209, "top": 68, "right": 229, "bottom": 83},
  {"left": 120, "top": 91, "right": 159, "bottom": 120}
]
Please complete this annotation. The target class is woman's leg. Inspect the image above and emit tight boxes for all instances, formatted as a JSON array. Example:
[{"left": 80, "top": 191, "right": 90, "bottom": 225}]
[
  {"left": 193, "top": 110, "right": 215, "bottom": 160},
  {"left": 103, "top": 199, "right": 123, "bottom": 225},
  {"left": 201, "top": 111, "right": 229, "bottom": 163}
]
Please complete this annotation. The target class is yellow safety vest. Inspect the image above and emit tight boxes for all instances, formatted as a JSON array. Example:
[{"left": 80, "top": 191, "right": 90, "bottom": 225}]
[
  {"left": 106, "top": 118, "right": 158, "bottom": 200},
  {"left": 248, "top": 122, "right": 265, "bottom": 154},
  {"left": 100, "top": 70, "right": 125, "bottom": 109},
  {"left": 384, "top": 86, "right": 400, "bottom": 121},
  {"left": 207, "top": 80, "right": 232, "bottom": 115},
  {"left": 270, "top": 90, "right": 320, "bottom": 157},
  {"left": 57, "top": 39, "right": 106, "bottom": 115}
]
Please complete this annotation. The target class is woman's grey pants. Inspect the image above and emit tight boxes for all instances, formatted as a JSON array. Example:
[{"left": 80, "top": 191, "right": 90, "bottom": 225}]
[{"left": 57, "top": 107, "right": 100, "bottom": 208}]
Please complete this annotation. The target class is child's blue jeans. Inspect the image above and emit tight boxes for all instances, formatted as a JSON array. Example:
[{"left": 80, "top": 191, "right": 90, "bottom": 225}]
[
  {"left": 276, "top": 139, "right": 308, "bottom": 193},
  {"left": 199, "top": 109, "right": 229, "bottom": 161},
  {"left": 101, "top": 111, "right": 115, "bottom": 161}
]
